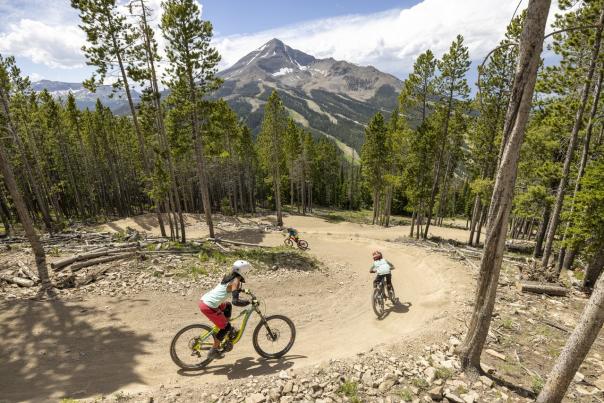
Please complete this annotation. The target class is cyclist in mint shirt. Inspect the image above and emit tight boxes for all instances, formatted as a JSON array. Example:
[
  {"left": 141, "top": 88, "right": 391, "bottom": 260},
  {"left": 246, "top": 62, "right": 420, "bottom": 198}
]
[
  {"left": 369, "top": 250, "right": 395, "bottom": 290},
  {"left": 199, "top": 260, "right": 251, "bottom": 360}
]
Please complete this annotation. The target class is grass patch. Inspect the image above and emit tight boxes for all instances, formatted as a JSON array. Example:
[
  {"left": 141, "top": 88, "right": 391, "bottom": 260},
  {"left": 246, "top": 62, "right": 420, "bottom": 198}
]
[
  {"left": 411, "top": 377, "right": 430, "bottom": 390},
  {"left": 531, "top": 375, "right": 544, "bottom": 394},
  {"left": 574, "top": 270, "right": 585, "bottom": 281},
  {"left": 435, "top": 367, "right": 455, "bottom": 380},
  {"left": 48, "top": 246, "right": 61, "bottom": 257},
  {"left": 501, "top": 362, "right": 522, "bottom": 377},
  {"left": 397, "top": 388, "right": 414, "bottom": 402},
  {"left": 455, "top": 385, "right": 469, "bottom": 395},
  {"left": 60, "top": 399, "right": 78, "bottom": 403},
  {"left": 337, "top": 379, "right": 361, "bottom": 402},
  {"left": 501, "top": 317, "right": 514, "bottom": 330}
]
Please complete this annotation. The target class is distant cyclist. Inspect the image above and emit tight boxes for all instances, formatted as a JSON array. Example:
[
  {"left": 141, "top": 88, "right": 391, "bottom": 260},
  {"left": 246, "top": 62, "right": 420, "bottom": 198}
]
[
  {"left": 198, "top": 260, "right": 252, "bottom": 360},
  {"left": 285, "top": 227, "right": 299, "bottom": 242},
  {"left": 369, "top": 250, "right": 395, "bottom": 292}
]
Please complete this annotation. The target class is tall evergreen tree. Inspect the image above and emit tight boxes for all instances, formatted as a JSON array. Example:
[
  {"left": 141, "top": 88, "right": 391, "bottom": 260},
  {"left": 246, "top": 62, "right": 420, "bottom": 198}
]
[
  {"left": 161, "top": 0, "right": 222, "bottom": 238},
  {"left": 257, "top": 91, "right": 288, "bottom": 226}
]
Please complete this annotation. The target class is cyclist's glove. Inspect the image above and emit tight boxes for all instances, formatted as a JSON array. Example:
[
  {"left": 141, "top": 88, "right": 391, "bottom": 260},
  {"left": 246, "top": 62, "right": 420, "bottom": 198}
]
[{"left": 232, "top": 290, "right": 250, "bottom": 307}]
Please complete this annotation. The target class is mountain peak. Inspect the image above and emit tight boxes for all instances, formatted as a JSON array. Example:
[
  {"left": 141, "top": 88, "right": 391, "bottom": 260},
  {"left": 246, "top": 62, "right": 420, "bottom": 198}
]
[{"left": 220, "top": 38, "right": 315, "bottom": 78}]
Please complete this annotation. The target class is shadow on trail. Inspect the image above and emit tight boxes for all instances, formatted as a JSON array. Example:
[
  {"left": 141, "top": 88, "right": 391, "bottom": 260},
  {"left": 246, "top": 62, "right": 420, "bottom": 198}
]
[
  {"left": 378, "top": 301, "right": 412, "bottom": 321},
  {"left": 0, "top": 297, "right": 152, "bottom": 401},
  {"left": 177, "top": 354, "right": 306, "bottom": 380},
  {"left": 215, "top": 226, "right": 267, "bottom": 245}
]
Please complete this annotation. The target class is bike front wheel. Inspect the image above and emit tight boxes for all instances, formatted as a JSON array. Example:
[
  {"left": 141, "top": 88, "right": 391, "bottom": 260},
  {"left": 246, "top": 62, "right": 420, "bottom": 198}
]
[
  {"left": 387, "top": 284, "right": 398, "bottom": 305},
  {"left": 297, "top": 239, "right": 309, "bottom": 250},
  {"left": 170, "top": 324, "right": 214, "bottom": 370},
  {"left": 253, "top": 315, "right": 296, "bottom": 359},
  {"left": 372, "top": 288, "right": 385, "bottom": 318},
  {"left": 284, "top": 238, "right": 294, "bottom": 248}
]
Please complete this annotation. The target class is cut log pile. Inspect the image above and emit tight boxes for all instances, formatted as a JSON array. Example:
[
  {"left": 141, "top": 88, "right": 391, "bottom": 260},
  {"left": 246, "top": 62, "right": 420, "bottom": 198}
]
[{"left": 52, "top": 242, "right": 142, "bottom": 289}]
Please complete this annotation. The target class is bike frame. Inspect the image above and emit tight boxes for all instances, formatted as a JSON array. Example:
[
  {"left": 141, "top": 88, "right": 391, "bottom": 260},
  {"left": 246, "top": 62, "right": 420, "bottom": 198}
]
[{"left": 195, "top": 299, "right": 270, "bottom": 350}]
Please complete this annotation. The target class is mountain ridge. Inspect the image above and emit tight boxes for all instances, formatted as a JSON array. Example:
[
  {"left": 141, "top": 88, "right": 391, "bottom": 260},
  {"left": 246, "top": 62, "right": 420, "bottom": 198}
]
[{"left": 31, "top": 38, "right": 403, "bottom": 153}]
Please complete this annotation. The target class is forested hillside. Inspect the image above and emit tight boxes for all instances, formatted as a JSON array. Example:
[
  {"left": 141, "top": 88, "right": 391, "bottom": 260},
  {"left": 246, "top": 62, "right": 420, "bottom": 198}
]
[{"left": 2, "top": 0, "right": 604, "bottom": 401}]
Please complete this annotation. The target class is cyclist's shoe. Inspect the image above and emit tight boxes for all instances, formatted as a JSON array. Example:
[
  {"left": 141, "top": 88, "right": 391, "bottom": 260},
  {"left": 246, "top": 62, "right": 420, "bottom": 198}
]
[{"left": 207, "top": 347, "right": 221, "bottom": 360}]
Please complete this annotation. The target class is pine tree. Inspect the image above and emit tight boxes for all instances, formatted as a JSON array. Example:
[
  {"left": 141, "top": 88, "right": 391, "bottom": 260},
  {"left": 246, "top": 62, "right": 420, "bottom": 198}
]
[
  {"left": 0, "top": 55, "right": 51, "bottom": 290},
  {"left": 424, "top": 34, "right": 470, "bottom": 238},
  {"left": 257, "top": 91, "right": 288, "bottom": 226},
  {"left": 361, "top": 112, "right": 388, "bottom": 225},
  {"left": 161, "top": 0, "right": 222, "bottom": 237}
]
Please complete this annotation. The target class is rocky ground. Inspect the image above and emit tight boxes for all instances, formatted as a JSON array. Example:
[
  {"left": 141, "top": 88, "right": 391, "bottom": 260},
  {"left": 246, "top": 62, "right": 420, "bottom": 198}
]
[{"left": 1, "top": 214, "right": 603, "bottom": 403}]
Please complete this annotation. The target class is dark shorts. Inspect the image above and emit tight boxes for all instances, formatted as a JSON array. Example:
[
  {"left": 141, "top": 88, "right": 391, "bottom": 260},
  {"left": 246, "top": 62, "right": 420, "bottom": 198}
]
[{"left": 373, "top": 273, "right": 392, "bottom": 288}]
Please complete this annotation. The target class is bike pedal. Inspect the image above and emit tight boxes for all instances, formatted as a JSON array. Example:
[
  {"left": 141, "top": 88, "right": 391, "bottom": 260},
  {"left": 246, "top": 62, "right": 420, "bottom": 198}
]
[{"left": 222, "top": 340, "right": 233, "bottom": 352}]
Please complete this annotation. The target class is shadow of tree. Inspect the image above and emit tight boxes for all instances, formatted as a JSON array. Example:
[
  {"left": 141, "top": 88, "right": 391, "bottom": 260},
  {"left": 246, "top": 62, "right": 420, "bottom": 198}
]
[
  {"left": 215, "top": 227, "right": 267, "bottom": 245},
  {"left": 177, "top": 354, "right": 306, "bottom": 380},
  {"left": 0, "top": 298, "right": 152, "bottom": 401}
]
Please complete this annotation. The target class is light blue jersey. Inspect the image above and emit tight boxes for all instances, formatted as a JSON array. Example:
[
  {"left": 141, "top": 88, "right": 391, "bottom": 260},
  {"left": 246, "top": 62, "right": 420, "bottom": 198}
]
[
  {"left": 372, "top": 258, "right": 392, "bottom": 275},
  {"left": 201, "top": 282, "right": 229, "bottom": 308}
]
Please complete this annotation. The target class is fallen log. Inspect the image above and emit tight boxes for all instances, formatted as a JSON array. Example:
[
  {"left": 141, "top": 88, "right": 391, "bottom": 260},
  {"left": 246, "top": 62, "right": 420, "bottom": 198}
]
[
  {"left": 51, "top": 247, "right": 139, "bottom": 271},
  {"left": 16, "top": 261, "right": 39, "bottom": 282},
  {"left": 75, "top": 266, "right": 111, "bottom": 286},
  {"left": 516, "top": 281, "right": 568, "bottom": 297},
  {"left": 71, "top": 252, "right": 136, "bottom": 271},
  {"left": 51, "top": 250, "right": 110, "bottom": 271},
  {"left": 0, "top": 273, "right": 34, "bottom": 287}
]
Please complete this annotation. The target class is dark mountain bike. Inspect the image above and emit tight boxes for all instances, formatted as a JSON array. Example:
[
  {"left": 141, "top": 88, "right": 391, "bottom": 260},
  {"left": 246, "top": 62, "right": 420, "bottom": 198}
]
[{"left": 371, "top": 273, "right": 398, "bottom": 318}]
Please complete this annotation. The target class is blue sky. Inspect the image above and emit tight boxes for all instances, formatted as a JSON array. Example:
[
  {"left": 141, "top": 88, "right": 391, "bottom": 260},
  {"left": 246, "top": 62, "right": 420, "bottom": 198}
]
[
  {"left": 0, "top": 0, "right": 561, "bottom": 85},
  {"left": 203, "top": 0, "right": 421, "bottom": 36}
]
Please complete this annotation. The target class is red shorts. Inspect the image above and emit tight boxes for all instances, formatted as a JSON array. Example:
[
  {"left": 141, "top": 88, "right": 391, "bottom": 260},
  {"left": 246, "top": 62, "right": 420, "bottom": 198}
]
[{"left": 198, "top": 300, "right": 229, "bottom": 329}]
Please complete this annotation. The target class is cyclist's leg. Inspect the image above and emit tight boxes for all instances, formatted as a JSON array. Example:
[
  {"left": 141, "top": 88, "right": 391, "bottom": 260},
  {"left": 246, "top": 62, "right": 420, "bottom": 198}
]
[
  {"left": 385, "top": 273, "right": 394, "bottom": 298},
  {"left": 199, "top": 301, "right": 230, "bottom": 348}
]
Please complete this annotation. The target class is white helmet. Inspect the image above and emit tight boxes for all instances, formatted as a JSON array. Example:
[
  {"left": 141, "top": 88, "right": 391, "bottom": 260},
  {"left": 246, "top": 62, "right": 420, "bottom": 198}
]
[{"left": 232, "top": 260, "right": 252, "bottom": 279}]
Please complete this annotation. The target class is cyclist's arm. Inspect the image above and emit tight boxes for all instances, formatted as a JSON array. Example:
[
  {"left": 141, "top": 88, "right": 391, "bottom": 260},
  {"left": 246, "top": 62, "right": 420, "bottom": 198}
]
[
  {"left": 387, "top": 260, "right": 395, "bottom": 270},
  {"left": 228, "top": 277, "right": 250, "bottom": 306}
]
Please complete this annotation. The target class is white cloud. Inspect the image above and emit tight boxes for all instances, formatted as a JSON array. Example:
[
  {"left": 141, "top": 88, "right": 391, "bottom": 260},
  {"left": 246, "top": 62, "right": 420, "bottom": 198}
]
[
  {"left": 28, "top": 72, "right": 44, "bottom": 82},
  {"left": 0, "top": 19, "right": 85, "bottom": 69},
  {"left": 0, "top": 0, "right": 564, "bottom": 81},
  {"left": 214, "top": 0, "right": 562, "bottom": 78}
]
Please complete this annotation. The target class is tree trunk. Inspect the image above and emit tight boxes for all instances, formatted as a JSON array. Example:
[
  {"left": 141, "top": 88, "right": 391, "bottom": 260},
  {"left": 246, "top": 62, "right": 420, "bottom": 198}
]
[
  {"left": 410, "top": 210, "right": 416, "bottom": 237},
  {"left": 583, "top": 247, "right": 604, "bottom": 289},
  {"left": 469, "top": 196, "right": 481, "bottom": 245},
  {"left": 459, "top": 0, "right": 551, "bottom": 371},
  {"left": 474, "top": 205, "right": 487, "bottom": 246},
  {"left": 542, "top": 8, "right": 604, "bottom": 267},
  {"left": 534, "top": 205, "right": 551, "bottom": 257},
  {"left": 537, "top": 246, "right": 604, "bottom": 403},
  {"left": 275, "top": 168, "right": 283, "bottom": 227},
  {"left": 0, "top": 126, "right": 51, "bottom": 290},
  {"left": 562, "top": 244, "right": 580, "bottom": 271}
]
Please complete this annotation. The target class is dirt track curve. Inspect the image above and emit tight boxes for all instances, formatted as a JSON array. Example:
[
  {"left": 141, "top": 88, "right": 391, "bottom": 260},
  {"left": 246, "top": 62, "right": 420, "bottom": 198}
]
[{"left": 0, "top": 214, "right": 473, "bottom": 402}]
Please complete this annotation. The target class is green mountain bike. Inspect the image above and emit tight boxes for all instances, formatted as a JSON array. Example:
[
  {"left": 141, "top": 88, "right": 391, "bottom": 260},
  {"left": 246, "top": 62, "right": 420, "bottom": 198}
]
[{"left": 170, "top": 290, "right": 296, "bottom": 370}]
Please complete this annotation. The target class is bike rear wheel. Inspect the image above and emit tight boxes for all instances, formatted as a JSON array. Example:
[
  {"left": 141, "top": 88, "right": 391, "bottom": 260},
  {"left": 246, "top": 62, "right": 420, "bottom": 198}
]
[
  {"left": 253, "top": 315, "right": 296, "bottom": 359},
  {"left": 297, "top": 239, "right": 309, "bottom": 250},
  {"left": 284, "top": 238, "right": 294, "bottom": 248},
  {"left": 372, "top": 287, "right": 385, "bottom": 318},
  {"left": 170, "top": 324, "right": 214, "bottom": 370}
]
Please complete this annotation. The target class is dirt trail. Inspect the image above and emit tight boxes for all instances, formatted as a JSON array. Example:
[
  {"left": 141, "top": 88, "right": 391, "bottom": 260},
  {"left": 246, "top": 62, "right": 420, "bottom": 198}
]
[{"left": 0, "top": 215, "right": 473, "bottom": 402}]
